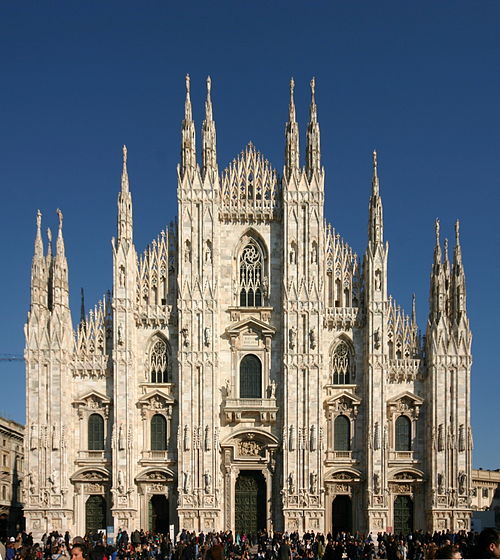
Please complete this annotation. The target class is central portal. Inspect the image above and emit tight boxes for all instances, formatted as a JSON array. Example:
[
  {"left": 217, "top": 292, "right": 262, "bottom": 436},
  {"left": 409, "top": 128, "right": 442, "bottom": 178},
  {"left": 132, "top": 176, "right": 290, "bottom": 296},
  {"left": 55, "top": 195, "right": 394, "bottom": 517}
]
[
  {"left": 149, "top": 495, "right": 169, "bottom": 533},
  {"left": 235, "top": 470, "right": 266, "bottom": 534}
]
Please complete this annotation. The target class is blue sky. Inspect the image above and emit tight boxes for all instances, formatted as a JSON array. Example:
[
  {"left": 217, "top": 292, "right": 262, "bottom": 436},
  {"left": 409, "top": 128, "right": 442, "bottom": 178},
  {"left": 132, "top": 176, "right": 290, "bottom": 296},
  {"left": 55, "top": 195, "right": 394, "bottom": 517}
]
[{"left": 0, "top": 2, "right": 498, "bottom": 467}]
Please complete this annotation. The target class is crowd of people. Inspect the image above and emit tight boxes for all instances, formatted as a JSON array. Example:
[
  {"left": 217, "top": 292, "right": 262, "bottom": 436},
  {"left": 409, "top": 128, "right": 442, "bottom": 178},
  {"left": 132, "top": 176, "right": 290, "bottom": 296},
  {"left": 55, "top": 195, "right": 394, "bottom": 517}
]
[{"left": 1, "top": 527, "right": 500, "bottom": 560}]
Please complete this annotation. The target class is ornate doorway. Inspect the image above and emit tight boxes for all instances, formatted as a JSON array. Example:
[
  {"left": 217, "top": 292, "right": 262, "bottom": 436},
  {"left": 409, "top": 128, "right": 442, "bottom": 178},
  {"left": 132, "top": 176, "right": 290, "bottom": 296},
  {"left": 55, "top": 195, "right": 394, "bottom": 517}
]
[
  {"left": 394, "top": 495, "right": 413, "bottom": 534},
  {"left": 85, "top": 495, "right": 106, "bottom": 533},
  {"left": 235, "top": 470, "right": 265, "bottom": 534},
  {"left": 149, "top": 495, "right": 169, "bottom": 533},
  {"left": 332, "top": 495, "right": 352, "bottom": 534}
]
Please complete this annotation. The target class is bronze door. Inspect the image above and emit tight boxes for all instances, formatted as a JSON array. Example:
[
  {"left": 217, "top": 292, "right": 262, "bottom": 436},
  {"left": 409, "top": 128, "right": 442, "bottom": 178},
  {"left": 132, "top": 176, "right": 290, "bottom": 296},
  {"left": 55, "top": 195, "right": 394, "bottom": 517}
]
[
  {"left": 149, "top": 495, "right": 169, "bottom": 533},
  {"left": 85, "top": 495, "right": 106, "bottom": 533},
  {"left": 235, "top": 470, "right": 266, "bottom": 534},
  {"left": 332, "top": 495, "right": 352, "bottom": 534},
  {"left": 394, "top": 495, "right": 413, "bottom": 534}
]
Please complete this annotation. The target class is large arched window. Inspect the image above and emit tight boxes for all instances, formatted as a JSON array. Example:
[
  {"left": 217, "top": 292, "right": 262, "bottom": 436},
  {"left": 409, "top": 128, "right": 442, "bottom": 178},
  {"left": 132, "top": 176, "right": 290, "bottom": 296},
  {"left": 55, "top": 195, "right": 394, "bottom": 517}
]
[
  {"left": 395, "top": 415, "right": 411, "bottom": 451},
  {"left": 334, "top": 415, "right": 351, "bottom": 451},
  {"left": 150, "top": 338, "right": 168, "bottom": 383},
  {"left": 239, "top": 354, "right": 262, "bottom": 398},
  {"left": 88, "top": 414, "right": 104, "bottom": 450},
  {"left": 239, "top": 240, "right": 264, "bottom": 307},
  {"left": 151, "top": 414, "right": 167, "bottom": 451},
  {"left": 332, "top": 341, "right": 353, "bottom": 384}
]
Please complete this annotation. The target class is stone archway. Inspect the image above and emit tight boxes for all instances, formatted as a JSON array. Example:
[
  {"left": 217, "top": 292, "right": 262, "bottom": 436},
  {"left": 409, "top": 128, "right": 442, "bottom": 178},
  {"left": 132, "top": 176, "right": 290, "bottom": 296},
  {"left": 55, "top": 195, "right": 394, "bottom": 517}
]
[{"left": 149, "top": 495, "right": 169, "bottom": 533}]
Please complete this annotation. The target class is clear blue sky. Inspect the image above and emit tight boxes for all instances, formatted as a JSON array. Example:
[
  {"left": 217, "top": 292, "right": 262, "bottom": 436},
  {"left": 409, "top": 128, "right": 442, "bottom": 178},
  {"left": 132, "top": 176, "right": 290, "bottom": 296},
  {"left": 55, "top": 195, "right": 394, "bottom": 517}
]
[{"left": 0, "top": 2, "right": 498, "bottom": 468}]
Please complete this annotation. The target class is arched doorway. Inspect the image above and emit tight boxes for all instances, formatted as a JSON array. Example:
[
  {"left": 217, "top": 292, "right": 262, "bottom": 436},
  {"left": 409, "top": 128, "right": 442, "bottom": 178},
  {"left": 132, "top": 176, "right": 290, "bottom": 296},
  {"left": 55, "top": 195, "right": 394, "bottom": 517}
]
[
  {"left": 394, "top": 495, "right": 413, "bottom": 534},
  {"left": 149, "top": 495, "right": 169, "bottom": 533},
  {"left": 85, "top": 495, "right": 106, "bottom": 533},
  {"left": 332, "top": 495, "right": 352, "bottom": 534},
  {"left": 235, "top": 470, "right": 266, "bottom": 534}
]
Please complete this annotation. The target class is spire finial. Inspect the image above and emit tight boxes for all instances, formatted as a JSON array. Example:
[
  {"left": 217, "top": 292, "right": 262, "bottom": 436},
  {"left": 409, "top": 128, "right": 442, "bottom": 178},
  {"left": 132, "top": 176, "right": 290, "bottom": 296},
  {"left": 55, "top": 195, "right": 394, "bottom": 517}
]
[
  {"left": 373, "top": 150, "right": 378, "bottom": 171},
  {"left": 412, "top": 293, "right": 417, "bottom": 325},
  {"left": 290, "top": 77, "right": 295, "bottom": 95},
  {"left": 56, "top": 208, "right": 63, "bottom": 232},
  {"left": 121, "top": 145, "right": 129, "bottom": 193},
  {"left": 310, "top": 77, "right": 316, "bottom": 100},
  {"left": 123, "top": 144, "right": 127, "bottom": 166},
  {"left": 435, "top": 218, "right": 440, "bottom": 245},
  {"left": 207, "top": 75, "right": 211, "bottom": 95},
  {"left": 455, "top": 219, "right": 460, "bottom": 244},
  {"left": 186, "top": 73, "right": 190, "bottom": 94},
  {"left": 444, "top": 238, "right": 449, "bottom": 262},
  {"left": 36, "top": 209, "right": 42, "bottom": 231},
  {"left": 372, "top": 150, "right": 379, "bottom": 195},
  {"left": 34, "top": 209, "right": 43, "bottom": 257}
]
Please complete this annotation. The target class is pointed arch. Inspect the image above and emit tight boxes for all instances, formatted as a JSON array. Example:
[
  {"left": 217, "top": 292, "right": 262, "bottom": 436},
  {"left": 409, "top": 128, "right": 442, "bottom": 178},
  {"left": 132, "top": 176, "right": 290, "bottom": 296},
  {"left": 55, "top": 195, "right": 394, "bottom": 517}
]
[
  {"left": 330, "top": 337, "right": 355, "bottom": 384},
  {"left": 148, "top": 333, "right": 170, "bottom": 383},
  {"left": 235, "top": 230, "right": 268, "bottom": 307}
]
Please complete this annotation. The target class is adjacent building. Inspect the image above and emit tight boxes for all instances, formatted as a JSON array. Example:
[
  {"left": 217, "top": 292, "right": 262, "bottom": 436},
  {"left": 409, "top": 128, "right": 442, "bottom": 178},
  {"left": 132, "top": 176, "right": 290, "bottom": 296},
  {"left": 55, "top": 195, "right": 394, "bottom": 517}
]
[
  {"left": 0, "top": 417, "right": 24, "bottom": 538},
  {"left": 24, "top": 77, "right": 473, "bottom": 538}
]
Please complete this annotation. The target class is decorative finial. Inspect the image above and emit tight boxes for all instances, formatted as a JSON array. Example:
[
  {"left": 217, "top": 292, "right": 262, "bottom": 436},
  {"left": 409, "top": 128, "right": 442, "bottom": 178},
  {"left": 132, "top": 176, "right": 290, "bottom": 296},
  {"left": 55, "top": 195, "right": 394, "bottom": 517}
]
[
  {"left": 290, "top": 77, "right": 295, "bottom": 94},
  {"left": 412, "top": 293, "right": 417, "bottom": 324},
  {"left": 56, "top": 208, "right": 63, "bottom": 231},
  {"left": 36, "top": 209, "right": 42, "bottom": 230},
  {"left": 435, "top": 218, "right": 440, "bottom": 243},
  {"left": 186, "top": 74, "right": 190, "bottom": 94},
  {"left": 373, "top": 150, "right": 378, "bottom": 170},
  {"left": 310, "top": 77, "right": 316, "bottom": 99},
  {"left": 207, "top": 75, "right": 211, "bottom": 95},
  {"left": 47, "top": 227, "right": 52, "bottom": 244},
  {"left": 123, "top": 145, "right": 127, "bottom": 166},
  {"left": 455, "top": 219, "right": 460, "bottom": 243},
  {"left": 444, "top": 238, "right": 449, "bottom": 260}
]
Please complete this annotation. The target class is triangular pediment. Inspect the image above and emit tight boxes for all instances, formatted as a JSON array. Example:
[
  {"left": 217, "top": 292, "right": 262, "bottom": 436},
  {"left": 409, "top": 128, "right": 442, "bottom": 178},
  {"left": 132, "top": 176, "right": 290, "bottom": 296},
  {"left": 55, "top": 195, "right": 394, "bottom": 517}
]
[
  {"left": 325, "top": 390, "right": 361, "bottom": 406},
  {"left": 138, "top": 389, "right": 175, "bottom": 406},
  {"left": 226, "top": 316, "right": 276, "bottom": 337},
  {"left": 387, "top": 391, "right": 423, "bottom": 407},
  {"left": 73, "top": 390, "right": 111, "bottom": 408}
]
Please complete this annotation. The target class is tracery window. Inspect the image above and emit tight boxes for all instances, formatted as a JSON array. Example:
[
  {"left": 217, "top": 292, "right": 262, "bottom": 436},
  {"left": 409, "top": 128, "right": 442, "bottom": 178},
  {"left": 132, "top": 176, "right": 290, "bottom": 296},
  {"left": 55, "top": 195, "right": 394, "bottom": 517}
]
[
  {"left": 150, "top": 338, "right": 168, "bottom": 383},
  {"left": 88, "top": 414, "right": 104, "bottom": 450},
  {"left": 151, "top": 414, "right": 167, "bottom": 451},
  {"left": 332, "top": 341, "right": 353, "bottom": 384},
  {"left": 239, "top": 240, "right": 264, "bottom": 307},
  {"left": 395, "top": 415, "right": 411, "bottom": 451},
  {"left": 239, "top": 354, "right": 262, "bottom": 398},
  {"left": 334, "top": 415, "right": 351, "bottom": 451}
]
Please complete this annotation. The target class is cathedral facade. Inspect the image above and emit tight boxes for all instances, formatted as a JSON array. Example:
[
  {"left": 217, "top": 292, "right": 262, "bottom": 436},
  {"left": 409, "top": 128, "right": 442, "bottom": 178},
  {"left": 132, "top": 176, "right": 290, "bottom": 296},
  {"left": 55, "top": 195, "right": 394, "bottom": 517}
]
[{"left": 24, "top": 77, "right": 473, "bottom": 538}]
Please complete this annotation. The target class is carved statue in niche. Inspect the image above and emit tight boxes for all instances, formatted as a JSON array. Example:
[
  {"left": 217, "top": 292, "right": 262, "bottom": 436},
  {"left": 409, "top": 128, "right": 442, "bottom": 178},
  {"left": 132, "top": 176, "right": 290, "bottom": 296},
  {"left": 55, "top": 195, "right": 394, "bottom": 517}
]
[
  {"left": 27, "top": 471, "right": 37, "bottom": 495},
  {"left": 119, "top": 424, "right": 125, "bottom": 450},
  {"left": 438, "top": 424, "right": 444, "bottom": 451},
  {"left": 184, "top": 240, "right": 191, "bottom": 264},
  {"left": 30, "top": 425, "right": 38, "bottom": 450},
  {"left": 204, "top": 327, "right": 211, "bottom": 347},
  {"left": 181, "top": 328, "right": 189, "bottom": 347},
  {"left": 458, "top": 424, "right": 465, "bottom": 452},
  {"left": 458, "top": 472, "right": 467, "bottom": 495},
  {"left": 289, "top": 425, "right": 296, "bottom": 451},
  {"left": 310, "top": 425, "right": 317, "bottom": 451},
  {"left": 48, "top": 470, "right": 59, "bottom": 494},
  {"left": 204, "top": 425, "right": 211, "bottom": 451},
  {"left": 204, "top": 240, "right": 212, "bottom": 264},
  {"left": 374, "top": 422, "right": 380, "bottom": 450},
  {"left": 288, "top": 472, "right": 295, "bottom": 494},
  {"left": 183, "top": 425, "right": 190, "bottom": 451},
  {"left": 117, "top": 470, "right": 125, "bottom": 494},
  {"left": 51, "top": 425, "right": 59, "bottom": 450},
  {"left": 373, "top": 473, "right": 380, "bottom": 494},
  {"left": 289, "top": 327, "right": 297, "bottom": 350},
  {"left": 310, "top": 471, "right": 318, "bottom": 494},
  {"left": 268, "top": 380, "right": 276, "bottom": 398},
  {"left": 204, "top": 471, "right": 212, "bottom": 494},
  {"left": 182, "top": 470, "right": 191, "bottom": 493},
  {"left": 309, "top": 327, "right": 317, "bottom": 350},
  {"left": 224, "top": 379, "right": 232, "bottom": 398}
]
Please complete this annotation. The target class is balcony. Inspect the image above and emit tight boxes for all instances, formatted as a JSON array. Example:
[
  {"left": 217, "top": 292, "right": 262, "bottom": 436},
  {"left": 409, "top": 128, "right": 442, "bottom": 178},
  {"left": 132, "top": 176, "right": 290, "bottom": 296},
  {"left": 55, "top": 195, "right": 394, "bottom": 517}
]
[
  {"left": 76, "top": 450, "right": 109, "bottom": 466},
  {"left": 325, "top": 450, "right": 356, "bottom": 464},
  {"left": 139, "top": 450, "right": 176, "bottom": 466},
  {"left": 389, "top": 450, "right": 418, "bottom": 463},
  {"left": 224, "top": 397, "right": 278, "bottom": 424}
]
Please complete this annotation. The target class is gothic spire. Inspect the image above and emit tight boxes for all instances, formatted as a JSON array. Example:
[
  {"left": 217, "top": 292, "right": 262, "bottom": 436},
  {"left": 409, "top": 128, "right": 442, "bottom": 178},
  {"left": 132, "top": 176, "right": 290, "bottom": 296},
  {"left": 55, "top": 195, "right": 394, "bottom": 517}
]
[
  {"left": 284, "top": 77, "right": 299, "bottom": 179},
  {"left": 306, "top": 77, "right": 321, "bottom": 180},
  {"left": 34, "top": 209, "right": 43, "bottom": 258},
  {"left": 451, "top": 219, "right": 468, "bottom": 324},
  {"left": 52, "top": 208, "right": 69, "bottom": 309},
  {"left": 412, "top": 293, "right": 417, "bottom": 326},
  {"left": 202, "top": 76, "right": 217, "bottom": 179},
  {"left": 429, "top": 218, "right": 448, "bottom": 325},
  {"left": 80, "top": 287, "right": 86, "bottom": 325},
  {"left": 117, "top": 145, "right": 133, "bottom": 245},
  {"left": 368, "top": 151, "right": 384, "bottom": 246},
  {"left": 30, "top": 210, "right": 47, "bottom": 309},
  {"left": 56, "top": 208, "right": 65, "bottom": 258},
  {"left": 181, "top": 74, "right": 197, "bottom": 176}
]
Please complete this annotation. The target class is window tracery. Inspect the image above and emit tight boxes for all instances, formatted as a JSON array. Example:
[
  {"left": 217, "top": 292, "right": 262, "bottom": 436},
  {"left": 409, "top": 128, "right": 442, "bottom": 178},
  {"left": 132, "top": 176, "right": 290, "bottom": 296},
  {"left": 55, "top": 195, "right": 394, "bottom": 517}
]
[
  {"left": 239, "top": 239, "right": 264, "bottom": 307},
  {"left": 150, "top": 338, "right": 168, "bottom": 383},
  {"left": 331, "top": 340, "right": 354, "bottom": 384}
]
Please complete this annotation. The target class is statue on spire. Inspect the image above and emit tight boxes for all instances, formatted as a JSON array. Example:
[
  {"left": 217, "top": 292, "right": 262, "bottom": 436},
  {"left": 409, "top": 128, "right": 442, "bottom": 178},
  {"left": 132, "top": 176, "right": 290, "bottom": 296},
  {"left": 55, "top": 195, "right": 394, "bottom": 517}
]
[{"left": 56, "top": 208, "right": 63, "bottom": 231}]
